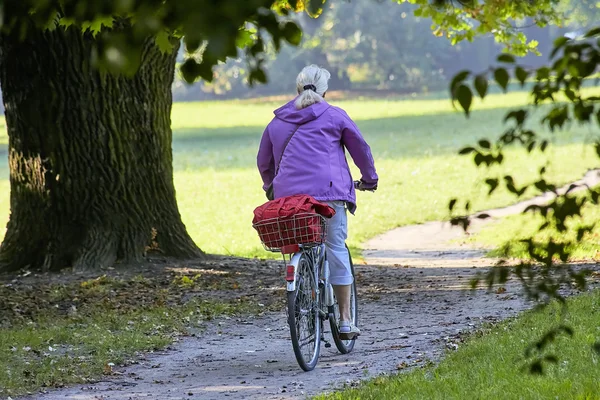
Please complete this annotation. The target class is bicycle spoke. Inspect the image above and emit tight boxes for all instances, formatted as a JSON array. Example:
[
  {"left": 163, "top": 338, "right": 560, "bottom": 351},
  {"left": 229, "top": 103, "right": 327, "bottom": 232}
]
[{"left": 299, "top": 334, "right": 316, "bottom": 347}]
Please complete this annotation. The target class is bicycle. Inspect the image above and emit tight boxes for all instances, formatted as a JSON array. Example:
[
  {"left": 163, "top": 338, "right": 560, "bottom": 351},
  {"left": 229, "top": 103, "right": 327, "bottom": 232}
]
[
  {"left": 253, "top": 213, "right": 357, "bottom": 371},
  {"left": 252, "top": 181, "right": 374, "bottom": 371}
]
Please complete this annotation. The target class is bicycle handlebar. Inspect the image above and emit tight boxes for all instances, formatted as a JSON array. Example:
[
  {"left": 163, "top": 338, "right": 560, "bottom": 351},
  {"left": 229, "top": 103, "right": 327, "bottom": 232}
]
[{"left": 354, "top": 180, "right": 377, "bottom": 192}]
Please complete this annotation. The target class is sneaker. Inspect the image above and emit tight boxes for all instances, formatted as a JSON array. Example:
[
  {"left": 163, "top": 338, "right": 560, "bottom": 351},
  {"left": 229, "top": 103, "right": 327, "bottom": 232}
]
[{"left": 339, "top": 321, "right": 360, "bottom": 339}]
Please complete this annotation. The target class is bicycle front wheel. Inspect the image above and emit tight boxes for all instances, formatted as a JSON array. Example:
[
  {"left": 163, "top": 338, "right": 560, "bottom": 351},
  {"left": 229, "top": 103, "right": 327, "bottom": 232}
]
[
  {"left": 329, "top": 246, "right": 358, "bottom": 354},
  {"left": 287, "top": 252, "right": 321, "bottom": 371}
]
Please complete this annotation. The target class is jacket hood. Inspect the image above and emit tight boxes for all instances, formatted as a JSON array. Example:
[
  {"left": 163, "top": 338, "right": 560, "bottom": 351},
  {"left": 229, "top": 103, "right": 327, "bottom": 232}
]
[{"left": 273, "top": 98, "right": 330, "bottom": 124}]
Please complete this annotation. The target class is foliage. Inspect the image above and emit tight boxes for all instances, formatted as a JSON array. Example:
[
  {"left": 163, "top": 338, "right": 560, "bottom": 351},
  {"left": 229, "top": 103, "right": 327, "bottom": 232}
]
[
  {"left": 461, "top": 189, "right": 600, "bottom": 261},
  {"left": 174, "top": 0, "right": 600, "bottom": 99},
  {"left": 449, "top": 25, "right": 600, "bottom": 373},
  {"left": 1, "top": 0, "right": 580, "bottom": 87},
  {"left": 556, "top": 0, "right": 600, "bottom": 29},
  {"left": 315, "top": 289, "right": 600, "bottom": 400},
  {"left": 3, "top": 0, "right": 306, "bottom": 82},
  {"left": 409, "top": 0, "right": 560, "bottom": 55}
]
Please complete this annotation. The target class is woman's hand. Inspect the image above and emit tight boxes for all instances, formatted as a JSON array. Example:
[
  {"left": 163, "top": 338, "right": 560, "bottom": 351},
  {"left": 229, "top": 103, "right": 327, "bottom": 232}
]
[{"left": 354, "top": 179, "right": 377, "bottom": 192}]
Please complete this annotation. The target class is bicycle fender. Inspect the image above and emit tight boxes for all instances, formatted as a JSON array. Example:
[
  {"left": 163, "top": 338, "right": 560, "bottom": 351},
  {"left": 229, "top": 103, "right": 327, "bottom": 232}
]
[{"left": 286, "top": 252, "right": 302, "bottom": 292}]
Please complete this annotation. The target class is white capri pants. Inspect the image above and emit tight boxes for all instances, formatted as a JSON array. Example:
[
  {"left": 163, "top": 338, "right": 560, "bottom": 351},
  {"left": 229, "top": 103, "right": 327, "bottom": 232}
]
[{"left": 325, "top": 201, "right": 354, "bottom": 286}]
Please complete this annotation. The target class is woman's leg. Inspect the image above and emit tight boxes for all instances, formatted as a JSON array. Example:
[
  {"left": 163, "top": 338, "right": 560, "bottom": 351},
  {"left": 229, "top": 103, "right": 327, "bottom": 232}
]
[
  {"left": 325, "top": 201, "right": 354, "bottom": 322},
  {"left": 333, "top": 284, "right": 352, "bottom": 321}
]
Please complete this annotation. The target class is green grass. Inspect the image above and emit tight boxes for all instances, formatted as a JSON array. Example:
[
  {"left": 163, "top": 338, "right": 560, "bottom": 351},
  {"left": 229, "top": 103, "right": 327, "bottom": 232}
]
[
  {"left": 463, "top": 191, "right": 600, "bottom": 261},
  {"left": 0, "top": 300, "right": 253, "bottom": 396},
  {"left": 316, "top": 289, "right": 600, "bottom": 400},
  {"left": 0, "top": 272, "right": 265, "bottom": 397},
  {"left": 169, "top": 88, "right": 600, "bottom": 257},
  {"left": 1, "top": 89, "right": 600, "bottom": 258}
]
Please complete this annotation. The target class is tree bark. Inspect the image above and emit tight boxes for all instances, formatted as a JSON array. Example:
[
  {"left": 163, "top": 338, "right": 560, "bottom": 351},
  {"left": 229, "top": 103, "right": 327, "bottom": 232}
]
[{"left": 0, "top": 26, "right": 204, "bottom": 272}]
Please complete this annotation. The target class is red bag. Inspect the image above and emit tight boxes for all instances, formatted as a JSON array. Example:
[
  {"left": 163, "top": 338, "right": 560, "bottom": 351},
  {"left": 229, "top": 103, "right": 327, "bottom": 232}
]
[{"left": 252, "top": 194, "right": 335, "bottom": 250}]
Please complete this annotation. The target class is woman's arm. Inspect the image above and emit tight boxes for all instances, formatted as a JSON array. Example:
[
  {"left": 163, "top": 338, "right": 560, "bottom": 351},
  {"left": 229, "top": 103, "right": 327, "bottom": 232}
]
[
  {"left": 338, "top": 110, "right": 378, "bottom": 186},
  {"left": 257, "top": 126, "right": 275, "bottom": 191}
]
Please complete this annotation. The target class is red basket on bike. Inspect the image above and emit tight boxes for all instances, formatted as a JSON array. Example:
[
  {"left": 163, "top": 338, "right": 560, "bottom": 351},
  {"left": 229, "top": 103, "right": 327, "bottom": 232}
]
[
  {"left": 253, "top": 213, "right": 327, "bottom": 252},
  {"left": 252, "top": 194, "right": 334, "bottom": 252}
]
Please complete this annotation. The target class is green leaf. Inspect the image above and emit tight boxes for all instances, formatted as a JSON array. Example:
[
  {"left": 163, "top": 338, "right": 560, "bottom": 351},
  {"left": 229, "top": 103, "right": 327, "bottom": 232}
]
[
  {"left": 450, "top": 70, "right": 470, "bottom": 95},
  {"left": 58, "top": 17, "right": 76, "bottom": 28},
  {"left": 306, "top": 0, "right": 325, "bottom": 17},
  {"left": 184, "top": 37, "right": 202, "bottom": 53},
  {"left": 494, "top": 68, "right": 509, "bottom": 91},
  {"left": 550, "top": 36, "right": 569, "bottom": 58},
  {"left": 282, "top": 21, "right": 302, "bottom": 46},
  {"left": 478, "top": 139, "right": 491, "bottom": 149},
  {"left": 82, "top": 16, "right": 114, "bottom": 38},
  {"left": 456, "top": 84, "right": 473, "bottom": 116},
  {"left": 197, "top": 61, "right": 215, "bottom": 82},
  {"left": 536, "top": 67, "right": 550, "bottom": 80},
  {"left": 474, "top": 74, "right": 488, "bottom": 98},
  {"left": 584, "top": 27, "right": 600, "bottom": 38},
  {"left": 504, "top": 110, "right": 527, "bottom": 125},
  {"left": 236, "top": 29, "right": 254, "bottom": 49},
  {"left": 249, "top": 68, "right": 268, "bottom": 85},
  {"left": 485, "top": 178, "right": 499, "bottom": 195},
  {"left": 154, "top": 31, "right": 173, "bottom": 54},
  {"left": 497, "top": 54, "right": 515, "bottom": 63},
  {"left": 515, "top": 67, "right": 529, "bottom": 86},
  {"left": 181, "top": 57, "right": 214, "bottom": 83},
  {"left": 448, "top": 198, "right": 457, "bottom": 211},
  {"left": 459, "top": 147, "right": 476, "bottom": 155},
  {"left": 474, "top": 152, "right": 484, "bottom": 166},
  {"left": 553, "top": 36, "right": 569, "bottom": 47}
]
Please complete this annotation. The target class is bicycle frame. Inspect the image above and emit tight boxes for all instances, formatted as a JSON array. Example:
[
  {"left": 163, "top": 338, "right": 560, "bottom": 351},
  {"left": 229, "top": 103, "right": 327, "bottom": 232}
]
[{"left": 283, "top": 244, "right": 334, "bottom": 308}]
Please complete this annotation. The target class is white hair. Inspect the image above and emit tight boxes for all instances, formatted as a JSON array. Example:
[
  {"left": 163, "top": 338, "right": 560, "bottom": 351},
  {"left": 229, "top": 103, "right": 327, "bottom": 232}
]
[{"left": 294, "top": 64, "right": 331, "bottom": 109}]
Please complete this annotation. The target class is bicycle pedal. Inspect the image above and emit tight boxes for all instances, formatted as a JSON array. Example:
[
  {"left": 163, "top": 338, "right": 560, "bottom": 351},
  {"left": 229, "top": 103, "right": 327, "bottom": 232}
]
[
  {"left": 324, "top": 341, "right": 331, "bottom": 348},
  {"left": 339, "top": 332, "right": 359, "bottom": 340}
]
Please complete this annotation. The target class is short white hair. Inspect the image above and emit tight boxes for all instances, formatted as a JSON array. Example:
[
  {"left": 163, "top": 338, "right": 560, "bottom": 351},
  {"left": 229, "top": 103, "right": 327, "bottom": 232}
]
[{"left": 295, "top": 64, "right": 331, "bottom": 109}]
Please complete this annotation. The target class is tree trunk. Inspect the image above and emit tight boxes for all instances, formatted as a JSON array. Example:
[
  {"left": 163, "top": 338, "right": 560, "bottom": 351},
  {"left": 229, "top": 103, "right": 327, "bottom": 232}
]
[{"left": 0, "top": 26, "right": 204, "bottom": 272}]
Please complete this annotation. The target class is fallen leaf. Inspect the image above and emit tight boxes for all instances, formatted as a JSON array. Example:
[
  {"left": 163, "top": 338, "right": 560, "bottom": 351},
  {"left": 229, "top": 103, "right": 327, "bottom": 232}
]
[{"left": 103, "top": 362, "right": 114, "bottom": 375}]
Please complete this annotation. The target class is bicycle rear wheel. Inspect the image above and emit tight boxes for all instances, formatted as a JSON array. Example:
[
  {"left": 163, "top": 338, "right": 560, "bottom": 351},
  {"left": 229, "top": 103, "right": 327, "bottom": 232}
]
[
  {"left": 329, "top": 246, "right": 358, "bottom": 354},
  {"left": 287, "top": 251, "right": 321, "bottom": 371}
]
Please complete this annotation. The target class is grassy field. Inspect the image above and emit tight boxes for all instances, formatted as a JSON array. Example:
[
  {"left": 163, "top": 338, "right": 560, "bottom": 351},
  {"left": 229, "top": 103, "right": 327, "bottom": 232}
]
[
  {"left": 1, "top": 89, "right": 600, "bottom": 258},
  {"left": 316, "top": 289, "right": 600, "bottom": 400}
]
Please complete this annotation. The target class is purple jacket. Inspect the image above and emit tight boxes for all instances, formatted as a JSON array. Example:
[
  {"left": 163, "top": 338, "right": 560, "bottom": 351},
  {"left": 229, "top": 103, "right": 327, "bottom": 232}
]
[{"left": 257, "top": 98, "right": 378, "bottom": 214}]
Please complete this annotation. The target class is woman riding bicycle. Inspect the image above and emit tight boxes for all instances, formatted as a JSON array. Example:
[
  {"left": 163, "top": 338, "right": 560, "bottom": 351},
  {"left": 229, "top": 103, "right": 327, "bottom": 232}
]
[{"left": 257, "top": 64, "right": 378, "bottom": 338}]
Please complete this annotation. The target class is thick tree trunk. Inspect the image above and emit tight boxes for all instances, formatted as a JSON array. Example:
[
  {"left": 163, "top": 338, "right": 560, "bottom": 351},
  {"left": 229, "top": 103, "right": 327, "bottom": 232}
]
[{"left": 0, "top": 27, "right": 204, "bottom": 272}]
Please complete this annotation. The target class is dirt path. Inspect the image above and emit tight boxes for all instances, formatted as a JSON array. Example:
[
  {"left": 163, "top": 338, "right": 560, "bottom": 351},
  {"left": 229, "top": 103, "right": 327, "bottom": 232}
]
[{"left": 25, "top": 170, "right": 600, "bottom": 400}]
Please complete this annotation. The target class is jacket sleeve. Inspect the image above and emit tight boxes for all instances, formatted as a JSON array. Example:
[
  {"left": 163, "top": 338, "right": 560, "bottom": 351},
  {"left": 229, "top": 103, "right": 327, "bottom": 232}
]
[
  {"left": 340, "top": 111, "right": 378, "bottom": 185},
  {"left": 257, "top": 126, "right": 275, "bottom": 191}
]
